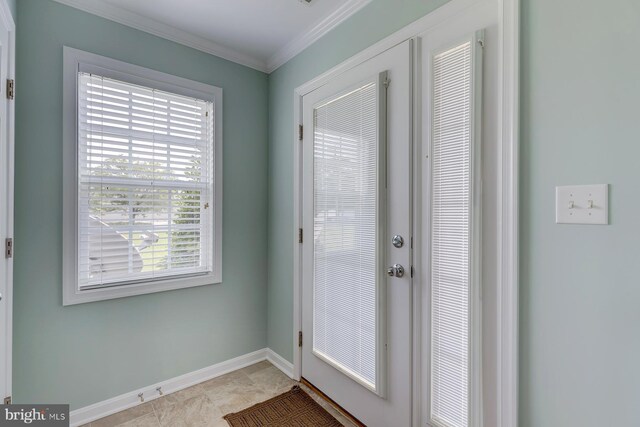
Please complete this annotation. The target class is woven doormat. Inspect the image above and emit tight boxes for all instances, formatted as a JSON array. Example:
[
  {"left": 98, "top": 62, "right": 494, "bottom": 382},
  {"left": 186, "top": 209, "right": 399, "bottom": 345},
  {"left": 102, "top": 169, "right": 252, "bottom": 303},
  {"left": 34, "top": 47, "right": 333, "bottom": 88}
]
[{"left": 223, "top": 385, "right": 343, "bottom": 427}]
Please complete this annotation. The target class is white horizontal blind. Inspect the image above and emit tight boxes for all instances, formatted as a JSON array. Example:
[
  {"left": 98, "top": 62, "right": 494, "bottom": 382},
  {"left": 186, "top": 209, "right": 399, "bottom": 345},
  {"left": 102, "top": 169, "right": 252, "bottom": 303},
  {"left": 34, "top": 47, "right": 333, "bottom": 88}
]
[
  {"left": 77, "top": 72, "right": 214, "bottom": 289},
  {"left": 431, "top": 41, "right": 474, "bottom": 427},
  {"left": 313, "top": 81, "right": 380, "bottom": 390}
]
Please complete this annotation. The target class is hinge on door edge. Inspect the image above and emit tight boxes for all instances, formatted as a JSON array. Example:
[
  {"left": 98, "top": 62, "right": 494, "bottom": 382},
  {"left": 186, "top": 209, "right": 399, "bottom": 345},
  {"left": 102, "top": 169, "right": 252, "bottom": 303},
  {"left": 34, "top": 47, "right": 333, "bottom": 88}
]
[
  {"left": 6, "top": 79, "right": 14, "bottom": 100},
  {"left": 5, "top": 238, "right": 12, "bottom": 258},
  {"left": 3, "top": 396, "right": 11, "bottom": 405},
  {"left": 298, "top": 331, "right": 303, "bottom": 347},
  {"left": 298, "top": 124, "right": 303, "bottom": 141},
  {"left": 298, "top": 228, "right": 303, "bottom": 244}
]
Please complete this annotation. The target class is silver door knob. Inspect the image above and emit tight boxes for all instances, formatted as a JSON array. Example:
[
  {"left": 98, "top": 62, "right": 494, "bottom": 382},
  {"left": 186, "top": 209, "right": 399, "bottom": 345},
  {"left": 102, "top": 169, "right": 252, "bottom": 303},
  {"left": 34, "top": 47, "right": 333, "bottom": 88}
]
[{"left": 387, "top": 264, "right": 405, "bottom": 278}]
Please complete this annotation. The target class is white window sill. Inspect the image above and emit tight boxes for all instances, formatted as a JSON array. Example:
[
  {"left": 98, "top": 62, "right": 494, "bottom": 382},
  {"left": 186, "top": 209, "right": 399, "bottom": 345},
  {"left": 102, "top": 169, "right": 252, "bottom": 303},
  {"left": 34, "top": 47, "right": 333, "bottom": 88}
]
[{"left": 63, "top": 272, "right": 221, "bottom": 306}]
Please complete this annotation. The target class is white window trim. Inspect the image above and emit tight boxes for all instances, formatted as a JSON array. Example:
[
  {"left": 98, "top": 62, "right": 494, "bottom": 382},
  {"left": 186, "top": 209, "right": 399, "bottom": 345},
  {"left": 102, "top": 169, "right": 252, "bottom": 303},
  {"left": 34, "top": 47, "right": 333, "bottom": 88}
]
[{"left": 62, "top": 47, "right": 223, "bottom": 306}]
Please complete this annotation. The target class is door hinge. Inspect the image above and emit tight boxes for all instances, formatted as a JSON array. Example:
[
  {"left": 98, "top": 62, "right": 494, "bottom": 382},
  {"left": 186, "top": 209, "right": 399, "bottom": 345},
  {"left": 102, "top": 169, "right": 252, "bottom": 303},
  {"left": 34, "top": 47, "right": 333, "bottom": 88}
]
[
  {"left": 3, "top": 396, "right": 11, "bottom": 405},
  {"left": 5, "top": 238, "right": 12, "bottom": 258},
  {"left": 6, "top": 79, "right": 14, "bottom": 100},
  {"left": 298, "top": 228, "right": 303, "bottom": 244},
  {"left": 298, "top": 124, "right": 303, "bottom": 141},
  {"left": 298, "top": 331, "right": 303, "bottom": 347}
]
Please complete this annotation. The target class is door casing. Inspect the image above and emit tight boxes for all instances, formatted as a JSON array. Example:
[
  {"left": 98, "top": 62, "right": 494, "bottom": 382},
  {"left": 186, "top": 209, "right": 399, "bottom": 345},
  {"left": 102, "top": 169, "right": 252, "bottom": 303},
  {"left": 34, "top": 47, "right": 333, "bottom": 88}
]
[
  {"left": 291, "top": 0, "right": 520, "bottom": 425},
  {"left": 0, "top": 0, "right": 15, "bottom": 405}
]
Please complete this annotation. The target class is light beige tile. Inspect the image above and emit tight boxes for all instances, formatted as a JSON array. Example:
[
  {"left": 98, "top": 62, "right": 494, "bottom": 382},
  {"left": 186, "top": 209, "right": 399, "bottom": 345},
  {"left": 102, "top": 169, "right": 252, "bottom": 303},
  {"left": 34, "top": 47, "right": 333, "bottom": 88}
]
[
  {"left": 247, "top": 365, "right": 296, "bottom": 394},
  {"left": 216, "top": 394, "right": 254, "bottom": 416},
  {"left": 205, "top": 376, "right": 270, "bottom": 407},
  {"left": 92, "top": 402, "right": 155, "bottom": 427},
  {"left": 199, "top": 370, "right": 252, "bottom": 393},
  {"left": 155, "top": 394, "right": 222, "bottom": 427},
  {"left": 239, "top": 360, "right": 271, "bottom": 376},
  {"left": 211, "top": 418, "right": 230, "bottom": 427},
  {"left": 117, "top": 413, "right": 160, "bottom": 427},
  {"left": 151, "top": 384, "right": 205, "bottom": 415},
  {"left": 242, "top": 386, "right": 277, "bottom": 407},
  {"left": 90, "top": 365, "right": 358, "bottom": 427},
  {"left": 200, "top": 369, "right": 268, "bottom": 415}
]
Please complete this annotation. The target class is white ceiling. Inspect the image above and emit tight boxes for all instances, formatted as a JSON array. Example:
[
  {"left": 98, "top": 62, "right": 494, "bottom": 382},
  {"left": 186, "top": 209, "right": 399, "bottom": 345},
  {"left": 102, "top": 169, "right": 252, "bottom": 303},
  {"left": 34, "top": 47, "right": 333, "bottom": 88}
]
[{"left": 53, "top": 0, "right": 373, "bottom": 73}]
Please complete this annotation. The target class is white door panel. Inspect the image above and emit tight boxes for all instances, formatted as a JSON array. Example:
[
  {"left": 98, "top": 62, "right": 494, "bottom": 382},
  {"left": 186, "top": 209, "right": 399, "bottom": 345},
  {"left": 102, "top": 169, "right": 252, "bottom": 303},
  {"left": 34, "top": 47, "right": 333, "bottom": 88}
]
[{"left": 301, "top": 41, "right": 412, "bottom": 427}]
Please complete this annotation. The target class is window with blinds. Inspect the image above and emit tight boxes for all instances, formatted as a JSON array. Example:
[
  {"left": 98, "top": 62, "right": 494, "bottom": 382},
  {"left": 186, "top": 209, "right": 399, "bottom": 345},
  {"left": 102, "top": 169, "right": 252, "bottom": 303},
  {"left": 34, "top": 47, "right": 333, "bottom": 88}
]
[
  {"left": 430, "top": 38, "right": 479, "bottom": 427},
  {"left": 76, "top": 72, "right": 215, "bottom": 290},
  {"left": 312, "top": 77, "right": 385, "bottom": 393}
]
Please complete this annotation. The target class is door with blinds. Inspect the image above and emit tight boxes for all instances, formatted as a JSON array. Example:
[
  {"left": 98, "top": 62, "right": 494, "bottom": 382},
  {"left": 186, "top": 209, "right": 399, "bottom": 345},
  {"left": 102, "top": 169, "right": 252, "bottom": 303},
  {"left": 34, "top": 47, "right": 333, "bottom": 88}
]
[{"left": 301, "top": 41, "right": 412, "bottom": 427}]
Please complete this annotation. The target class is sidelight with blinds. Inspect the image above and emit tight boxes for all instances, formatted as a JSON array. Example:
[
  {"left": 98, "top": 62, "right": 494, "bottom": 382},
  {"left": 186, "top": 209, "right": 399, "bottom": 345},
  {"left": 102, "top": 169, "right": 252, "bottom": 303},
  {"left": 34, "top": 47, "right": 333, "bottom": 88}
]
[{"left": 430, "top": 35, "right": 482, "bottom": 427}]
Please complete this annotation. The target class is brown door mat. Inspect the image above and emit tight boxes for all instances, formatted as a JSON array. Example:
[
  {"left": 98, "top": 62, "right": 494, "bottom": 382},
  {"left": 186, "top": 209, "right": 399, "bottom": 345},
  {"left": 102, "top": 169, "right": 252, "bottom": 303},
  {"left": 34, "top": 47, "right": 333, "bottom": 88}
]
[{"left": 223, "top": 385, "right": 343, "bottom": 427}]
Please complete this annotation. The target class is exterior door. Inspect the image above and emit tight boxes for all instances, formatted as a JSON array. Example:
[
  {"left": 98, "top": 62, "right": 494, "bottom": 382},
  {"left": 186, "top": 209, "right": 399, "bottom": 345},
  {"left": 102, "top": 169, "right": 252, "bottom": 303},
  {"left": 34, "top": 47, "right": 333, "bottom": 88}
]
[{"left": 301, "top": 40, "right": 412, "bottom": 427}]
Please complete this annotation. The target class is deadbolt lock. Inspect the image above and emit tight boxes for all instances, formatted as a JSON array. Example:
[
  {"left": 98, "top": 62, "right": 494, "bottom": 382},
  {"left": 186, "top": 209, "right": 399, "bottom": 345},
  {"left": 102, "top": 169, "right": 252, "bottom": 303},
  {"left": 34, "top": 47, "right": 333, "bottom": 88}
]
[{"left": 387, "top": 264, "right": 405, "bottom": 278}]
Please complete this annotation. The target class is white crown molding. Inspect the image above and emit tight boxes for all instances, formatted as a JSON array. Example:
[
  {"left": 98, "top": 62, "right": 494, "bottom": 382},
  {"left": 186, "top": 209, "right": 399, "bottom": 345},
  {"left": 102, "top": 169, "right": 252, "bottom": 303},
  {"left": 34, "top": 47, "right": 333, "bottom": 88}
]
[
  {"left": 51, "top": 0, "right": 269, "bottom": 72},
  {"left": 266, "top": 0, "right": 373, "bottom": 73},
  {"left": 51, "top": 0, "right": 373, "bottom": 75}
]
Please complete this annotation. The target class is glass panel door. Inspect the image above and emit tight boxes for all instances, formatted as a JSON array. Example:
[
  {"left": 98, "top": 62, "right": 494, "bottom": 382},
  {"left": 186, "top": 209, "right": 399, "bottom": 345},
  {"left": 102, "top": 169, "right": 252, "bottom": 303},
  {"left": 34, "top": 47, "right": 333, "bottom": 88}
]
[
  {"left": 312, "top": 78, "right": 385, "bottom": 392},
  {"left": 301, "top": 40, "right": 412, "bottom": 427}
]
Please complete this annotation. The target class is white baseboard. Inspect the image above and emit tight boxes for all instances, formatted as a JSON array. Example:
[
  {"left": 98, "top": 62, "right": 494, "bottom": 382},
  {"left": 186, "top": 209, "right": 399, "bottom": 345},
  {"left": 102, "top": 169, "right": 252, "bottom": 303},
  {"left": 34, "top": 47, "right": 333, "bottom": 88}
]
[
  {"left": 69, "top": 349, "right": 264, "bottom": 426},
  {"left": 266, "top": 348, "right": 295, "bottom": 379},
  {"left": 69, "top": 348, "right": 294, "bottom": 426}
]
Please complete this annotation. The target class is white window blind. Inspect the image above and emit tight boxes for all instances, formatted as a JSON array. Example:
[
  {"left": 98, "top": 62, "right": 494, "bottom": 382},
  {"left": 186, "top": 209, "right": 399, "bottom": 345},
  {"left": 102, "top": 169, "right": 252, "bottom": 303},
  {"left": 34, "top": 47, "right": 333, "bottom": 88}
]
[
  {"left": 312, "top": 79, "right": 382, "bottom": 392},
  {"left": 430, "top": 40, "right": 476, "bottom": 427},
  {"left": 77, "top": 72, "right": 215, "bottom": 290}
]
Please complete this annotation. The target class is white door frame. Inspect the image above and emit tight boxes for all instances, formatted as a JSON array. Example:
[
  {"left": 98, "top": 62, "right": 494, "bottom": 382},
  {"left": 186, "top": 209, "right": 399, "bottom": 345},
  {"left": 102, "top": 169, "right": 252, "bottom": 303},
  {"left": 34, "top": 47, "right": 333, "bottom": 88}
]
[
  {"left": 0, "top": 0, "right": 15, "bottom": 405},
  {"left": 300, "top": 42, "right": 413, "bottom": 426},
  {"left": 291, "top": 0, "right": 519, "bottom": 425}
]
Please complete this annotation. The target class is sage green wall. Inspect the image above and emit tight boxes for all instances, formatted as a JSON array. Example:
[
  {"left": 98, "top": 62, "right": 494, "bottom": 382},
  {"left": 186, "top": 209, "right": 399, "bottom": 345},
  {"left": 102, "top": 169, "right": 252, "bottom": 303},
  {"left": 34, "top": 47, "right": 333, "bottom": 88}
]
[
  {"left": 520, "top": 0, "right": 640, "bottom": 425},
  {"left": 12, "top": 0, "right": 640, "bottom": 422},
  {"left": 14, "top": 0, "right": 268, "bottom": 410},
  {"left": 266, "top": 0, "right": 449, "bottom": 362}
]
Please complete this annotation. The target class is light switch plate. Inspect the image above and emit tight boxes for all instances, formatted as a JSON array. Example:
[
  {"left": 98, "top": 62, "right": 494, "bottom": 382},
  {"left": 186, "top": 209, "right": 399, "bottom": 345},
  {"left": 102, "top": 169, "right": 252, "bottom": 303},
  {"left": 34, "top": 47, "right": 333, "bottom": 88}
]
[{"left": 556, "top": 184, "right": 608, "bottom": 225}]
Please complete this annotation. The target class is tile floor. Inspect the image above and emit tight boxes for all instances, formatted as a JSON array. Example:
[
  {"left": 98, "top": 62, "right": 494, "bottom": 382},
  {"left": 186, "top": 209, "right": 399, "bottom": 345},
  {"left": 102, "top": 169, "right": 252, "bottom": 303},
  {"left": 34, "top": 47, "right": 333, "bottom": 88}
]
[{"left": 83, "top": 361, "right": 355, "bottom": 427}]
